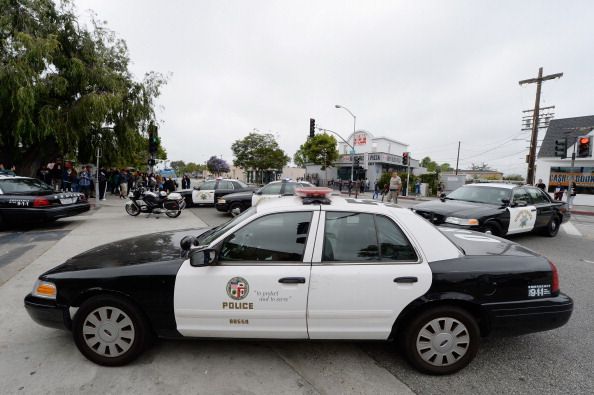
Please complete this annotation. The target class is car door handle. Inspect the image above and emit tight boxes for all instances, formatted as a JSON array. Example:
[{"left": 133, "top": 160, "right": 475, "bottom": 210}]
[
  {"left": 394, "top": 277, "right": 418, "bottom": 283},
  {"left": 278, "top": 277, "right": 306, "bottom": 284},
  {"left": 531, "top": 209, "right": 536, "bottom": 212}
]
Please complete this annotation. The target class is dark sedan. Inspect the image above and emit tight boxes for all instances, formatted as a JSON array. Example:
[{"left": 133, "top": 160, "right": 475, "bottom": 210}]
[
  {"left": 0, "top": 175, "right": 90, "bottom": 226},
  {"left": 413, "top": 183, "right": 570, "bottom": 237}
]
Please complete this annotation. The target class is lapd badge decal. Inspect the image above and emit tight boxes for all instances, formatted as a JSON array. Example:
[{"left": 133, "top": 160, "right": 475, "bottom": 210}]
[
  {"left": 226, "top": 277, "right": 249, "bottom": 300},
  {"left": 514, "top": 209, "right": 533, "bottom": 228}
]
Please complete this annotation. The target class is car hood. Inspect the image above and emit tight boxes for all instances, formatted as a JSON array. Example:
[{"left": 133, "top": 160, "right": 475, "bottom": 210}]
[
  {"left": 438, "top": 228, "right": 538, "bottom": 257},
  {"left": 43, "top": 228, "right": 210, "bottom": 275},
  {"left": 414, "top": 199, "right": 502, "bottom": 218},
  {"left": 221, "top": 191, "right": 253, "bottom": 200}
]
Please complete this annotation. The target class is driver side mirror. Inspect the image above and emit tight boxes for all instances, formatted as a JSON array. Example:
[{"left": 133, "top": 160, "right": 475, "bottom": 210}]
[
  {"left": 501, "top": 198, "right": 511, "bottom": 206},
  {"left": 255, "top": 189, "right": 263, "bottom": 195},
  {"left": 190, "top": 248, "right": 217, "bottom": 267},
  {"left": 439, "top": 192, "right": 447, "bottom": 201}
]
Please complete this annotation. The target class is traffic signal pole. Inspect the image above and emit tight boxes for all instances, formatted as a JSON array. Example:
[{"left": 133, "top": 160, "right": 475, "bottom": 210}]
[{"left": 519, "top": 67, "right": 563, "bottom": 185}]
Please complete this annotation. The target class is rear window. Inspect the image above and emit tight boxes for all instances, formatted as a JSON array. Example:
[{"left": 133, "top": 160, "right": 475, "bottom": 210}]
[{"left": 0, "top": 178, "right": 53, "bottom": 194}]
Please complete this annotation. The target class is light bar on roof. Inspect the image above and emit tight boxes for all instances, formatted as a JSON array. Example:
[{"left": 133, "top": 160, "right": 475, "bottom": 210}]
[{"left": 295, "top": 187, "right": 333, "bottom": 198}]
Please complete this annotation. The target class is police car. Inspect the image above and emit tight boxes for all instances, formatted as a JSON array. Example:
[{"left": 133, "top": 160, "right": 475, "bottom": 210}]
[
  {"left": 0, "top": 174, "right": 89, "bottom": 226},
  {"left": 24, "top": 188, "right": 573, "bottom": 374},
  {"left": 413, "top": 183, "right": 570, "bottom": 237},
  {"left": 180, "top": 178, "right": 254, "bottom": 207}
]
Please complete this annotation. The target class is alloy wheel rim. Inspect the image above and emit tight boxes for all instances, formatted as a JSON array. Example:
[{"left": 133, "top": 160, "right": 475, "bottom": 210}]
[
  {"left": 82, "top": 306, "right": 135, "bottom": 357},
  {"left": 416, "top": 317, "right": 470, "bottom": 367}
]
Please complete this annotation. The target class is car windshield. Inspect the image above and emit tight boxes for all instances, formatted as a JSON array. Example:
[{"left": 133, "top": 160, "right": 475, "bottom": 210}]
[
  {"left": 198, "top": 206, "right": 257, "bottom": 246},
  {"left": 445, "top": 186, "right": 511, "bottom": 205},
  {"left": 0, "top": 178, "right": 53, "bottom": 195}
]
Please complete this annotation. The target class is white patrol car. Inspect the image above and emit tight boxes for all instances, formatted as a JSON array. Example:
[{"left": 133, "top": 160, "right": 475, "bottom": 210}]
[{"left": 25, "top": 188, "right": 572, "bottom": 374}]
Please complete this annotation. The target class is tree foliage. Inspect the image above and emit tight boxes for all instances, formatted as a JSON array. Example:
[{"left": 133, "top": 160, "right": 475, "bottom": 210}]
[
  {"left": 294, "top": 134, "right": 339, "bottom": 170},
  {"left": 470, "top": 162, "right": 493, "bottom": 171},
  {"left": 503, "top": 174, "right": 524, "bottom": 181},
  {"left": 206, "top": 155, "right": 230, "bottom": 175},
  {"left": 231, "top": 133, "right": 289, "bottom": 173},
  {"left": 420, "top": 156, "right": 453, "bottom": 173},
  {"left": 0, "top": 0, "right": 167, "bottom": 175}
]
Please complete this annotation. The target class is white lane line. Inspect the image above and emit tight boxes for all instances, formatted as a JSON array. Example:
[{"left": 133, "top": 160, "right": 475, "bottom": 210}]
[{"left": 562, "top": 222, "right": 583, "bottom": 237}]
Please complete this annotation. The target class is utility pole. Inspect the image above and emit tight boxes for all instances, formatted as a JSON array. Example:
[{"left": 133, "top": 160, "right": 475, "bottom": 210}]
[
  {"left": 519, "top": 67, "right": 563, "bottom": 185},
  {"left": 455, "top": 141, "right": 460, "bottom": 175}
]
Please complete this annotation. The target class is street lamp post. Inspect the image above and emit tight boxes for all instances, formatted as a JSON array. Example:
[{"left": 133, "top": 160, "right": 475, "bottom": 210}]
[{"left": 335, "top": 104, "right": 357, "bottom": 182}]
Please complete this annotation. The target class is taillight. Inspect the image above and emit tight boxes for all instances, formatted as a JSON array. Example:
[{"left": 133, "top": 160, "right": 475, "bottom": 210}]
[
  {"left": 549, "top": 260, "right": 559, "bottom": 294},
  {"left": 33, "top": 198, "right": 51, "bottom": 207}
]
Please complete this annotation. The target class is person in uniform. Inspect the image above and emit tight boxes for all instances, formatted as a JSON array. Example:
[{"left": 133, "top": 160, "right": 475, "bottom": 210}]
[{"left": 388, "top": 172, "right": 402, "bottom": 203}]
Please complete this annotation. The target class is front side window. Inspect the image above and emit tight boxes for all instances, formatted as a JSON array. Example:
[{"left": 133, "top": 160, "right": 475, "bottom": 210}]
[
  {"left": 323, "top": 212, "right": 417, "bottom": 262},
  {"left": 512, "top": 188, "right": 531, "bottom": 204},
  {"left": 526, "top": 187, "right": 550, "bottom": 204},
  {"left": 260, "top": 183, "right": 282, "bottom": 195},
  {"left": 200, "top": 181, "right": 216, "bottom": 190},
  {"left": 219, "top": 212, "right": 312, "bottom": 262}
]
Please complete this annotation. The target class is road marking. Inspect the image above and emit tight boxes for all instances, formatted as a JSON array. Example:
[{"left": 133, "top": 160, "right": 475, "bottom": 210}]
[{"left": 562, "top": 222, "right": 583, "bottom": 237}]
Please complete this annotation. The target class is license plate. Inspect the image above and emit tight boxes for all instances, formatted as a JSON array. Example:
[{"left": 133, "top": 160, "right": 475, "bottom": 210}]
[{"left": 60, "top": 198, "right": 76, "bottom": 205}]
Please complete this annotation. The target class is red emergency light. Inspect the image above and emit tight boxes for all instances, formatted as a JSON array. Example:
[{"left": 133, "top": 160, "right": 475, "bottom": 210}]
[{"left": 295, "top": 187, "right": 333, "bottom": 198}]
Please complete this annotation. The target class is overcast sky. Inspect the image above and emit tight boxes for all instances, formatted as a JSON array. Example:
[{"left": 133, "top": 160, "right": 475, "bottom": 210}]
[{"left": 76, "top": 0, "right": 594, "bottom": 175}]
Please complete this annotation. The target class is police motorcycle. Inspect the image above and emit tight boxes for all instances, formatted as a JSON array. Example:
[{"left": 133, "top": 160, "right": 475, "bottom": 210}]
[{"left": 125, "top": 186, "right": 185, "bottom": 218}]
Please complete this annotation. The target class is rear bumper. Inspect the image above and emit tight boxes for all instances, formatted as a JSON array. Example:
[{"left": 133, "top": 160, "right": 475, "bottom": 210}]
[
  {"left": 482, "top": 293, "right": 573, "bottom": 336},
  {"left": 24, "top": 294, "right": 71, "bottom": 330},
  {"left": 1, "top": 203, "right": 90, "bottom": 223}
]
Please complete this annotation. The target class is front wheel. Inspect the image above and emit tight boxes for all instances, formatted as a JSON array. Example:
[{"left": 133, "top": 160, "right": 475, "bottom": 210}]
[
  {"left": 125, "top": 201, "right": 140, "bottom": 216},
  {"left": 403, "top": 306, "right": 480, "bottom": 375},
  {"left": 72, "top": 295, "right": 150, "bottom": 366},
  {"left": 230, "top": 202, "right": 244, "bottom": 217},
  {"left": 543, "top": 216, "right": 561, "bottom": 237}
]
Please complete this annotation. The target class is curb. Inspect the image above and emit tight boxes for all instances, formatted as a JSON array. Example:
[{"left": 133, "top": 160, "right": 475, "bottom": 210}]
[{"left": 571, "top": 210, "right": 594, "bottom": 217}]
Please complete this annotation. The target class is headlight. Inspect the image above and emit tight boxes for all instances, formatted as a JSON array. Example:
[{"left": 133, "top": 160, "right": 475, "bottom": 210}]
[
  {"left": 218, "top": 199, "right": 226, "bottom": 204},
  {"left": 445, "top": 217, "right": 479, "bottom": 226},
  {"left": 32, "top": 279, "right": 57, "bottom": 299}
]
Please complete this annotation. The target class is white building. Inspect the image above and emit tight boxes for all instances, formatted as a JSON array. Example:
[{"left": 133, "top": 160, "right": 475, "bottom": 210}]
[
  {"left": 535, "top": 115, "right": 594, "bottom": 207},
  {"left": 306, "top": 130, "right": 420, "bottom": 187}
]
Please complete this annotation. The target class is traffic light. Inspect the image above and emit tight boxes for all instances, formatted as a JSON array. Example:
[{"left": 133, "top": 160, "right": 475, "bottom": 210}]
[
  {"left": 578, "top": 136, "right": 591, "bottom": 158},
  {"left": 147, "top": 158, "right": 156, "bottom": 166},
  {"left": 309, "top": 118, "right": 315, "bottom": 138},
  {"left": 402, "top": 152, "right": 409, "bottom": 166},
  {"left": 148, "top": 123, "right": 159, "bottom": 154},
  {"left": 354, "top": 157, "right": 360, "bottom": 167},
  {"left": 554, "top": 138, "right": 567, "bottom": 158}
]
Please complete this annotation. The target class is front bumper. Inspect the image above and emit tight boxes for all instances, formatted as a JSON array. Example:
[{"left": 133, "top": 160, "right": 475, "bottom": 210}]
[
  {"left": 24, "top": 294, "right": 71, "bottom": 330},
  {"left": 482, "top": 293, "right": 573, "bottom": 336}
]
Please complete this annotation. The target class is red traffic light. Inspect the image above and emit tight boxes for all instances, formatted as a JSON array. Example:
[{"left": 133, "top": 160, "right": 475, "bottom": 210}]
[{"left": 579, "top": 137, "right": 590, "bottom": 144}]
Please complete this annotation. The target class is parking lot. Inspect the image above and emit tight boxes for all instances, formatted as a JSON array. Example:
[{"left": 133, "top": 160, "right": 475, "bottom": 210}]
[{"left": 0, "top": 197, "right": 593, "bottom": 394}]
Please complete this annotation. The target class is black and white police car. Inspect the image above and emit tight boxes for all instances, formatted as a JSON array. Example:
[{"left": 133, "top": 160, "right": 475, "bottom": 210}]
[
  {"left": 25, "top": 188, "right": 573, "bottom": 374},
  {"left": 413, "top": 183, "right": 570, "bottom": 237},
  {"left": 0, "top": 174, "right": 89, "bottom": 226},
  {"left": 179, "top": 178, "right": 254, "bottom": 207}
]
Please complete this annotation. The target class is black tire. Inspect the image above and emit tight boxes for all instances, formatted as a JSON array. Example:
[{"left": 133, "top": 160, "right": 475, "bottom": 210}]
[
  {"left": 72, "top": 295, "right": 150, "bottom": 366},
  {"left": 229, "top": 202, "right": 244, "bottom": 217},
  {"left": 125, "top": 202, "right": 140, "bottom": 216},
  {"left": 165, "top": 210, "right": 181, "bottom": 218},
  {"left": 483, "top": 221, "right": 502, "bottom": 237},
  {"left": 543, "top": 215, "right": 561, "bottom": 237},
  {"left": 402, "top": 306, "right": 480, "bottom": 375}
]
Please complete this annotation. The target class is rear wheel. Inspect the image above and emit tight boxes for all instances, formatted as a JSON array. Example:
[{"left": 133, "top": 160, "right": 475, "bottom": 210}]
[
  {"left": 73, "top": 295, "right": 150, "bottom": 366},
  {"left": 125, "top": 202, "right": 140, "bottom": 216},
  {"left": 403, "top": 306, "right": 480, "bottom": 375},
  {"left": 166, "top": 210, "right": 181, "bottom": 218},
  {"left": 230, "top": 202, "right": 243, "bottom": 217},
  {"left": 543, "top": 216, "right": 561, "bottom": 237}
]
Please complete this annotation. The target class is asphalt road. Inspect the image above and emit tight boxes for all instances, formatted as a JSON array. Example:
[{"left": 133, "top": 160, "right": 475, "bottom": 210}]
[{"left": 1, "top": 200, "right": 593, "bottom": 394}]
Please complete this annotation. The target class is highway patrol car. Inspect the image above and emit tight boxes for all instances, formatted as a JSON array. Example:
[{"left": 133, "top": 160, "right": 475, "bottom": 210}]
[
  {"left": 25, "top": 188, "right": 573, "bottom": 374},
  {"left": 413, "top": 183, "right": 570, "bottom": 237},
  {"left": 179, "top": 178, "right": 254, "bottom": 207}
]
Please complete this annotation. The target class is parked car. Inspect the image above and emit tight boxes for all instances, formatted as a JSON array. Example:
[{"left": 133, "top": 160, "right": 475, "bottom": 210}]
[
  {"left": 215, "top": 179, "right": 313, "bottom": 216},
  {"left": 179, "top": 178, "right": 254, "bottom": 207},
  {"left": 0, "top": 174, "right": 89, "bottom": 227},
  {"left": 413, "top": 183, "right": 570, "bottom": 237},
  {"left": 25, "top": 187, "right": 572, "bottom": 374}
]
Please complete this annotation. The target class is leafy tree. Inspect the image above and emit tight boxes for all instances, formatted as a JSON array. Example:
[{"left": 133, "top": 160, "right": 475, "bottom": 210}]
[
  {"left": 170, "top": 160, "right": 186, "bottom": 171},
  {"left": 439, "top": 163, "right": 453, "bottom": 172},
  {"left": 420, "top": 156, "right": 453, "bottom": 173},
  {"left": 503, "top": 174, "right": 524, "bottom": 181},
  {"left": 231, "top": 133, "right": 289, "bottom": 182},
  {"left": 0, "top": 0, "right": 167, "bottom": 176},
  {"left": 207, "top": 156, "right": 230, "bottom": 175},
  {"left": 294, "top": 134, "right": 339, "bottom": 170},
  {"left": 470, "top": 162, "right": 493, "bottom": 171}
]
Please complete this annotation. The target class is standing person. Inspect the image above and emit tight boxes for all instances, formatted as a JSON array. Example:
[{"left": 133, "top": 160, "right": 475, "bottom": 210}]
[
  {"left": 568, "top": 181, "right": 577, "bottom": 209},
  {"left": 98, "top": 168, "right": 107, "bottom": 200},
  {"left": 536, "top": 179, "right": 546, "bottom": 190},
  {"left": 71, "top": 168, "right": 79, "bottom": 192},
  {"left": 37, "top": 166, "right": 51, "bottom": 184},
  {"left": 181, "top": 175, "right": 190, "bottom": 189},
  {"left": 372, "top": 181, "right": 380, "bottom": 200},
  {"left": 119, "top": 169, "right": 129, "bottom": 199},
  {"left": 387, "top": 172, "right": 402, "bottom": 203},
  {"left": 62, "top": 167, "right": 73, "bottom": 191},
  {"left": 381, "top": 183, "right": 389, "bottom": 202},
  {"left": 415, "top": 180, "right": 421, "bottom": 196},
  {"left": 51, "top": 163, "right": 62, "bottom": 191},
  {"left": 78, "top": 166, "right": 93, "bottom": 199}
]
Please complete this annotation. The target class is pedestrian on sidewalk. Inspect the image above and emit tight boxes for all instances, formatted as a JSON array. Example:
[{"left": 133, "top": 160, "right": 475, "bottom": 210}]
[
  {"left": 119, "top": 169, "right": 129, "bottom": 199},
  {"left": 381, "top": 183, "right": 389, "bottom": 202},
  {"left": 536, "top": 179, "right": 546, "bottom": 191},
  {"left": 387, "top": 172, "right": 402, "bottom": 203},
  {"left": 373, "top": 181, "right": 380, "bottom": 199},
  {"left": 78, "top": 166, "right": 93, "bottom": 199},
  {"left": 98, "top": 168, "right": 107, "bottom": 200},
  {"left": 568, "top": 181, "right": 577, "bottom": 209},
  {"left": 415, "top": 180, "right": 421, "bottom": 196}
]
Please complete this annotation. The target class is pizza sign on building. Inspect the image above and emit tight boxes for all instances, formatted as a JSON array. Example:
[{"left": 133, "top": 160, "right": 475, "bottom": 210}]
[{"left": 354, "top": 133, "right": 367, "bottom": 146}]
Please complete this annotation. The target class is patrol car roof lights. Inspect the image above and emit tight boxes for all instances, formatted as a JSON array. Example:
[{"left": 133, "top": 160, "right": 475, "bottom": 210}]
[{"left": 295, "top": 187, "right": 333, "bottom": 205}]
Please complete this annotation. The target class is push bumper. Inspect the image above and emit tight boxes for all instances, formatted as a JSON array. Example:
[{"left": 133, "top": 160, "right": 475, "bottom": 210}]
[
  {"left": 482, "top": 293, "right": 573, "bottom": 336},
  {"left": 24, "top": 294, "right": 71, "bottom": 330}
]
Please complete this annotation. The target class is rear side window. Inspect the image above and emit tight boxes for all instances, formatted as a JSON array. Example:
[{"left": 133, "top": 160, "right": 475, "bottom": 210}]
[
  {"left": 218, "top": 180, "right": 234, "bottom": 190},
  {"left": 322, "top": 212, "right": 417, "bottom": 262},
  {"left": 200, "top": 181, "right": 216, "bottom": 190},
  {"left": 261, "top": 183, "right": 282, "bottom": 195}
]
